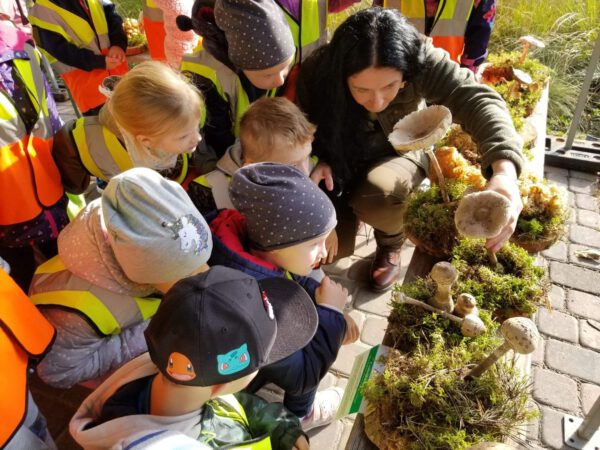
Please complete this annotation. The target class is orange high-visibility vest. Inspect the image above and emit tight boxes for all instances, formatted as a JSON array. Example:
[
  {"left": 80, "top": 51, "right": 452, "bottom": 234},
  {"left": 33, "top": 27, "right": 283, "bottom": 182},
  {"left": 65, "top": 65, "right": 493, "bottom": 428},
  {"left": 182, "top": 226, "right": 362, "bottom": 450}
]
[
  {"left": 142, "top": 0, "right": 166, "bottom": 61},
  {"left": 0, "top": 44, "right": 64, "bottom": 225},
  {"left": 383, "top": 0, "right": 474, "bottom": 63},
  {"left": 0, "top": 270, "right": 55, "bottom": 447},
  {"left": 29, "top": 0, "right": 128, "bottom": 113}
]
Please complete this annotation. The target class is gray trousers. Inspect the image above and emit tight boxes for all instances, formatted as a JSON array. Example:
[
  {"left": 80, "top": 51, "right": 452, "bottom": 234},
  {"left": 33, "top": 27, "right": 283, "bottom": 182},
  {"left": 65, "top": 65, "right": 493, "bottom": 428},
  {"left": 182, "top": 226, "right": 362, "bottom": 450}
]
[
  {"left": 4, "top": 393, "right": 56, "bottom": 450},
  {"left": 336, "top": 156, "right": 426, "bottom": 258}
]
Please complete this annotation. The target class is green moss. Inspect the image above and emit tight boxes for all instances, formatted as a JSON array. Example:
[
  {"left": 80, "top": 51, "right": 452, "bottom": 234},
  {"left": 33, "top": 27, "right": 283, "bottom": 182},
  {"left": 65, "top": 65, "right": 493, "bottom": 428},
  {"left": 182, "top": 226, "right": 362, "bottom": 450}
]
[{"left": 364, "top": 296, "right": 536, "bottom": 449}]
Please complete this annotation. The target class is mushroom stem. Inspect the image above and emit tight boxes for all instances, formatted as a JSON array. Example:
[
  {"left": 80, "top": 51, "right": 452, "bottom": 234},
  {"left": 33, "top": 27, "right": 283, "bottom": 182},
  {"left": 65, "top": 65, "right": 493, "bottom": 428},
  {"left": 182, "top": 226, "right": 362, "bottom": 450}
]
[
  {"left": 397, "top": 293, "right": 461, "bottom": 323},
  {"left": 486, "top": 248, "right": 498, "bottom": 266},
  {"left": 426, "top": 148, "right": 450, "bottom": 203},
  {"left": 466, "top": 341, "right": 511, "bottom": 378},
  {"left": 518, "top": 43, "right": 531, "bottom": 65}
]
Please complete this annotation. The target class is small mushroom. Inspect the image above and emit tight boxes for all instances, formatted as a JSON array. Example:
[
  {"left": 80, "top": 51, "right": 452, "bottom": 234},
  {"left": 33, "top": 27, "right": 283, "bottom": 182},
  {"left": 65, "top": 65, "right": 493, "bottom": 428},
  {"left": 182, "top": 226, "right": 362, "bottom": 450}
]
[
  {"left": 466, "top": 317, "right": 539, "bottom": 379},
  {"left": 99, "top": 75, "right": 122, "bottom": 98},
  {"left": 467, "top": 443, "right": 516, "bottom": 450},
  {"left": 429, "top": 262, "right": 458, "bottom": 313},
  {"left": 397, "top": 293, "right": 487, "bottom": 337},
  {"left": 388, "top": 106, "right": 453, "bottom": 203},
  {"left": 517, "top": 36, "right": 545, "bottom": 65},
  {"left": 453, "top": 293, "right": 478, "bottom": 318},
  {"left": 507, "top": 68, "right": 533, "bottom": 100},
  {"left": 454, "top": 191, "right": 512, "bottom": 266}
]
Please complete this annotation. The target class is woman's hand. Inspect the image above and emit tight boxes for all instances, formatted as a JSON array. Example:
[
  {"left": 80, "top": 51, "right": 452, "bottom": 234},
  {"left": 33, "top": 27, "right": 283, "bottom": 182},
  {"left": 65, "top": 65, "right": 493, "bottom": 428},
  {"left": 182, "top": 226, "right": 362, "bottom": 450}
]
[
  {"left": 310, "top": 162, "right": 334, "bottom": 191},
  {"left": 294, "top": 435, "right": 310, "bottom": 450},
  {"left": 322, "top": 229, "right": 338, "bottom": 264},
  {"left": 484, "top": 160, "right": 523, "bottom": 252}
]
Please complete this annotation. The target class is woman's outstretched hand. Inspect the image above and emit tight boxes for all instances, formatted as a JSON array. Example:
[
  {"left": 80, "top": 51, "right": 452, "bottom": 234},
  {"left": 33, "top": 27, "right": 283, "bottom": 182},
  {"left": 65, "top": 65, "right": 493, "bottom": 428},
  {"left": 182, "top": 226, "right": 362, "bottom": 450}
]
[{"left": 310, "top": 162, "right": 334, "bottom": 191}]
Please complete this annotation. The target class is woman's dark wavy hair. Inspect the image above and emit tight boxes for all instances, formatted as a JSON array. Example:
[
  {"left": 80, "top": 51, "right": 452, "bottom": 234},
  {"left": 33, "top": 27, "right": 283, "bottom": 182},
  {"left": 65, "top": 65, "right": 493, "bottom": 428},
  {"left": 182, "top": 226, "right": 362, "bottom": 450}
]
[{"left": 297, "top": 7, "right": 426, "bottom": 183}]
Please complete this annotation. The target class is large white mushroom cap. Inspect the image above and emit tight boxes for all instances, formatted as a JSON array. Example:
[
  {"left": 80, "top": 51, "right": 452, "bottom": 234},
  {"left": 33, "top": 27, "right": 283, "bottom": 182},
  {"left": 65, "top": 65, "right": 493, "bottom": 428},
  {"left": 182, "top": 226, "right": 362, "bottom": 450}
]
[
  {"left": 518, "top": 35, "right": 546, "bottom": 49},
  {"left": 501, "top": 317, "right": 539, "bottom": 354},
  {"left": 388, "top": 105, "right": 452, "bottom": 152},
  {"left": 455, "top": 191, "right": 512, "bottom": 238}
]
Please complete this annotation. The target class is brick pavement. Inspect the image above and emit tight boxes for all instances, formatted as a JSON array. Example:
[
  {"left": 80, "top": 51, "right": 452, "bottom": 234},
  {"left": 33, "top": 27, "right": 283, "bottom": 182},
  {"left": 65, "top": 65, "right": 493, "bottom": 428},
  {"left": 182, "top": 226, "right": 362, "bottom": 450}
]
[{"left": 53, "top": 96, "right": 600, "bottom": 448}]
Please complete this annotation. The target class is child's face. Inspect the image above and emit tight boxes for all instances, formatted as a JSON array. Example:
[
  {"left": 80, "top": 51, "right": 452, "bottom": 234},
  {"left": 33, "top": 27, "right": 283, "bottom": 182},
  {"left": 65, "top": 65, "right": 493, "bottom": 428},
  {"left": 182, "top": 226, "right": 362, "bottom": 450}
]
[
  {"left": 145, "top": 118, "right": 202, "bottom": 155},
  {"left": 266, "top": 233, "right": 329, "bottom": 276},
  {"left": 242, "top": 57, "right": 294, "bottom": 90}
]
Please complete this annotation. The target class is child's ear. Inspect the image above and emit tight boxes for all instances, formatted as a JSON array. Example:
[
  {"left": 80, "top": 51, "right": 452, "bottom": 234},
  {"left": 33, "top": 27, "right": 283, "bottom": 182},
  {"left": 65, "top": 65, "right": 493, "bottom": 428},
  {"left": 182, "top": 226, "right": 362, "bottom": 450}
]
[
  {"left": 136, "top": 134, "right": 153, "bottom": 148},
  {"left": 210, "top": 383, "right": 228, "bottom": 397}
]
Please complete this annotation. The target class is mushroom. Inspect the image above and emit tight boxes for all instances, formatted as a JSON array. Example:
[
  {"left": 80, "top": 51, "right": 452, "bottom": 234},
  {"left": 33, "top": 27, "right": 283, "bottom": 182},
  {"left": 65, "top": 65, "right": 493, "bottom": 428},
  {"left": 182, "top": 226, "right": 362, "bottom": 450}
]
[
  {"left": 388, "top": 105, "right": 453, "bottom": 203},
  {"left": 99, "top": 75, "right": 122, "bottom": 98},
  {"left": 454, "top": 191, "right": 512, "bottom": 266},
  {"left": 507, "top": 67, "right": 533, "bottom": 100},
  {"left": 429, "top": 262, "right": 458, "bottom": 313},
  {"left": 453, "top": 293, "right": 478, "bottom": 318},
  {"left": 396, "top": 292, "right": 486, "bottom": 337},
  {"left": 517, "top": 36, "right": 545, "bottom": 65},
  {"left": 466, "top": 317, "right": 539, "bottom": 379},
  {"left": 467, "top": 443, "right": 516, "bottom": 450}
]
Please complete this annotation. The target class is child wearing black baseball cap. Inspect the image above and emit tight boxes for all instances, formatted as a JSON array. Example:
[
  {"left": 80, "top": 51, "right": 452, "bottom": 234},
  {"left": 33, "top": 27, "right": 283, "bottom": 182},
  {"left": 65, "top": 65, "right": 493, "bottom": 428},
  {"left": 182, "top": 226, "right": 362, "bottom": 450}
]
[{"left": 70, "top": 266, "right": 316, "bottom": 449}]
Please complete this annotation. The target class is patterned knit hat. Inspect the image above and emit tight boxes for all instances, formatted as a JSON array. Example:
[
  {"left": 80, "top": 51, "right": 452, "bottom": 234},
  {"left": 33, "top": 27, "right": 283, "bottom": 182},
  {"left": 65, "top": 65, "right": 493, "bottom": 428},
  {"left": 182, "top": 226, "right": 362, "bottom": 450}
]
[
  {"left": 214, "top": 0, "right": 295, "bottom": 70},
  {"left": 229, "top": 163, "right": 337, "bottom": 250}
]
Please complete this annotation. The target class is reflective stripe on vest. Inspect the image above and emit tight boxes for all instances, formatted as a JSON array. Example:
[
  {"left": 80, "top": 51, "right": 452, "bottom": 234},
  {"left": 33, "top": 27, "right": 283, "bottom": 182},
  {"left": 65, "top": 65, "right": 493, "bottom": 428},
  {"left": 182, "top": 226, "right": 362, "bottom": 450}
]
[
  {"left": 30, "top": 256, "right": 161, "bottom": 336},
  {"left": 72, "top": 116, "right": 189, "bottom": 183},
  {"left": 383, "top": 0, "right": 473, "bottom": 61},
  {"left": 181, "top": 49, "right": 277, "bottom": 137},
  {"left": 28, "top": 0, "right": 128, "bottom": 112},
  {"left": 277, "top": 0, "right": 326, "bottom": 63},
  {"left": 207, "top": 395, "right": 272, "bottom": 450},
  {"left": 0, "top": 44, "right": 64, "bottom": 225}
]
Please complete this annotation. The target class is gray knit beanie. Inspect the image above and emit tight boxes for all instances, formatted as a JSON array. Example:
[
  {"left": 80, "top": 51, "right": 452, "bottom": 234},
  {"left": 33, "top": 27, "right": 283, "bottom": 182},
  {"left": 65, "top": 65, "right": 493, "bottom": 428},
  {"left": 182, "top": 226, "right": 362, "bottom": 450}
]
[
  {"left": 214, "top": 0, "right": 295, "bottom": 70},
  {"left": 102, "top": 168, "right": 212, "bottom": 284},
  {"left": 230, "top": 163, "right": 337, "bottom": 250}
]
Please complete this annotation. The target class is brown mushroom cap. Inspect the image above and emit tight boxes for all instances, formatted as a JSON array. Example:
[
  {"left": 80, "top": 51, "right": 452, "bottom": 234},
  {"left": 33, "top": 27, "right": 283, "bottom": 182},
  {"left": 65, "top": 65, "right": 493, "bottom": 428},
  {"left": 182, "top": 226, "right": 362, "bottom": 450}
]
[
  {"left": 455, "top": 191, "right": 512, "bottom": 238},
  {"left": 468, "top": 443, "right": 516, "bottom": 450},
  {"left": 388, "top": 105, "right": 452, "bottom": 152},
  {"left": 430, "top": 261, "right": 459, "bottom": 284},
  {"left": 457, "top": 293, "right": 477, "bottom": 309},
  {"left": 500, "top": 317, "right": 539, "bottom": 354},
  {"left": 518, "top": 35, "right": 546, "bottom": 49}
]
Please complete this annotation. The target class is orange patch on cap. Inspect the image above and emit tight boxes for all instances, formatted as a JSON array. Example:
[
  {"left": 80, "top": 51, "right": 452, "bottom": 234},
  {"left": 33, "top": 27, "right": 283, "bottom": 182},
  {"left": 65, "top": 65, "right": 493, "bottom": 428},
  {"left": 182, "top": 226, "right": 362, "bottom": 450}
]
[{"left": 166, "top": 352, "right": 196, "bottom": 381}]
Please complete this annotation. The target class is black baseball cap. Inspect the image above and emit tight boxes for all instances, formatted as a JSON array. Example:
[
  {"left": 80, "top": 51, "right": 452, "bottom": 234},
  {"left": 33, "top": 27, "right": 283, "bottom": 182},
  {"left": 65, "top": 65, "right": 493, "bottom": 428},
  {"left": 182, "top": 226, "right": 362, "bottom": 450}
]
[{"left": 145, "top": 265, "right": 318, "bottom": 386}]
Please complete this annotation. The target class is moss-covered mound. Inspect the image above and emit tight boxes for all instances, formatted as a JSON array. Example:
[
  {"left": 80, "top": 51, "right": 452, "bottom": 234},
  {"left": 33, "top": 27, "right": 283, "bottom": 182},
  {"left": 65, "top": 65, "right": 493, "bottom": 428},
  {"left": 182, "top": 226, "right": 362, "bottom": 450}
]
[{"left": 363, "top": 299, "right": 535, "bottom": 450}]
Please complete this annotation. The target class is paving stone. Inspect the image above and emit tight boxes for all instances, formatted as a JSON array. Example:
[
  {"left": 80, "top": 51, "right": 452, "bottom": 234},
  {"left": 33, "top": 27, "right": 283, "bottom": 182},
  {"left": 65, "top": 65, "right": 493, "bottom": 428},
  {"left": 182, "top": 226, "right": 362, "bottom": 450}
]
[
  {"left": 570, "top": 224, "right": 600, "bottom": 247},
  {"left": 331, "top": 342, "right": 371, "bottom": 377},
  {"left": 547, "top": 174, "right": 569, "bottom": 186},
  {"left": 581, "top": 383, "right": 600, "bottom": 414},
  {"left": 525, "top": 402, "right": 541, "bottom": 441},
  {"left": 531, "top": 337, "right": 545, "bottom": 365},
  {"left": 346, "top": 258, "right": 371, "bottom": 282},
  {"left": 533, "top": 367, "right": 579, "bottom": 410},
  {"left": 353, "top": 287, "right": 393, "bottom": 317},
  {"left": 324, "top": 257, "right": 354, "bottom": 276},
  {"left": 539, "top": 406, "right": 568, "bottom": 450},
  {"left": 569, "top": 192, "right": 576, "bottom": 207},
  {"left": 567, "top": 290, "right": 600, "bottom": 321},
  {"left": 577, "top": 209, "right": 600, "bottom": 228},
  {"left": 550, "top": 262, "right": 600, "bottom": 295},
  {"left": 580, "top": 319, "right": 600, "bottom": 351},
  {"left": 360, "top": 316, "right": 388, "bottom": 346},
  {"left": 319, "top": 372, "right": 338, "bottom": 390},
  {"left": 353, "top": 234, "right": 377, "bottom": 258},
  {"left": 545, "top": 339, "right": 600, "bottom": 384},
  {"left": 548, "top": 284, "right": 566, "bottom": 310},
  {"left": 307, "top": 419, "right": 343, "bottom": 447},
  {"left": 338, "top": 421, "right": 354, "bottom": 450},
  {"left": 575, "top": 193, "right": 599, "bottom": 211},
  {"left": 541, "top": 240, "right": 568, "bottom": 261},
  {"left": 346, "top": 309, "right": 366, "bottom": 332},
  {"left": 569, "top": 243, "right": 600, "bottom": 270},
  {"left": 545, "top": 166, "right": 569, "bottom": 178},
  {"left": 336, "top": 378, "right": 348, "bottom": 389},
  {"left": 536, "top": 308, "right": 578, "bottom": 342},
  {"left": 330, "top": 276, "right": 359, "bottom": 306},
  {"left": 568, "top": 176, "right": 597, "bottom": 194},
  {"left": 569, "top": 170, "right": 599, "bottom": 182}
]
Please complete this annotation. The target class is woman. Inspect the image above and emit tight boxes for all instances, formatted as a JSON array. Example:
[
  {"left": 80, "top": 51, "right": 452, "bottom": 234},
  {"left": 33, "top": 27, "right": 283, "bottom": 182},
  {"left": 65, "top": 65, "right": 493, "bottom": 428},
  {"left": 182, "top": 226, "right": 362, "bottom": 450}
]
[{"left": 297, "top": 7, "right": 524, "bottom": 291}]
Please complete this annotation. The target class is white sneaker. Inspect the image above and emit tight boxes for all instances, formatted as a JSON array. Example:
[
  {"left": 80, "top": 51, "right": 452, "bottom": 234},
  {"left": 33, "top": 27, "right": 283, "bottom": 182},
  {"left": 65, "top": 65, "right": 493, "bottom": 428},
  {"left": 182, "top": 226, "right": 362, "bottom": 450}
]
[{"left": 300, "top": 387, "right": 344, "bottom": 431}]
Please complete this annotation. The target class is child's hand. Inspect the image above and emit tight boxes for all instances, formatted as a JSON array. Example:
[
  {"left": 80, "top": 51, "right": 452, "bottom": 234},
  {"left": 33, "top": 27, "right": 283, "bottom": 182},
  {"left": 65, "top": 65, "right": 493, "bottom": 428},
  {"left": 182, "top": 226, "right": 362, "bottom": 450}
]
[
  {"left": 107, "top": 46, "right": 125, "bottom": 64},
  {"left": 315, "top": 276, "right": 347, "bottom": 311},
  {"left": 293, "top": 435, "right": 309, "bottom": 450},
  {"left": 342, "top": 313, "right": 360, "bottom": 345},
  {"left": 105, "top": 55, "right": 121, "bottom": 70},
  {"left": 321, "top": 229, "right": 338, "bottom": 265},
  {"left": 310, "top": 162, "right": 334, "bottom": 191}
]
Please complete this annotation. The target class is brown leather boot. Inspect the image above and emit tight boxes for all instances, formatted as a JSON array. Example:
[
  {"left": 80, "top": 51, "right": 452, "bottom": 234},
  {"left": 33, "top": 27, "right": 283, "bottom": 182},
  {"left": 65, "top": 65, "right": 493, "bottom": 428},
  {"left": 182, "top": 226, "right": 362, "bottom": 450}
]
[{"left": 369, "top": 247, "right": 402, "bottom": 292}]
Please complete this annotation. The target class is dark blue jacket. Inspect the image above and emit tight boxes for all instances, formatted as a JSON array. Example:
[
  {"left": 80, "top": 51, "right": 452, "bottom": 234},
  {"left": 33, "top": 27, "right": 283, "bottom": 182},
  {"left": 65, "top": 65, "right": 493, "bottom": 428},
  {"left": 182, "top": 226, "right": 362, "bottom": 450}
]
[{"left": 207, "top": 209, "right": 346, "bottom": 395}]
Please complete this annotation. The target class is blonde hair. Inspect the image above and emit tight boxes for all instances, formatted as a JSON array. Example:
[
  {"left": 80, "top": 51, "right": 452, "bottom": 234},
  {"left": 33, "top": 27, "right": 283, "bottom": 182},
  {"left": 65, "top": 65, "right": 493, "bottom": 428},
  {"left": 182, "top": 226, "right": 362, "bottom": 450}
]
[
  {"left": 108, "top": 61, "right": 204, "bottom": 139},
  {"left": 239, "top": 97, "right": 316, "bottom": 161}
]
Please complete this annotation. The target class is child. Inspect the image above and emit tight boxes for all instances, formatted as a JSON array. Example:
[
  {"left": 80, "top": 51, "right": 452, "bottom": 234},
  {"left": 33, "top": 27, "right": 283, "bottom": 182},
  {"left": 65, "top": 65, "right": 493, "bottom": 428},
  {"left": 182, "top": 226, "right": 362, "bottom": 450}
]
[
  {"left": 52, "top": 61, "right": 203, "bottom": 194},
  {"left": 1, "top": 264, "right": 56, "bottom": 450},
  {"left": 29, "top": 168, "right": 213, "bottom": 388},
  {"left": 0, "top": 19, "right": 68, "bottom": 292},
  {"left": 208, "top": 163, "right": 360, "bottom": 430},
  {"left": 188, "top": 97, "right": 316, "bottom": 215},
  {"left": 29, "top": 0, "right": 129, "bottom": 115},
  {"left": 70, "top": 266, "right": 314, "bottom": 449}
]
